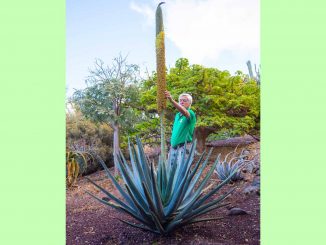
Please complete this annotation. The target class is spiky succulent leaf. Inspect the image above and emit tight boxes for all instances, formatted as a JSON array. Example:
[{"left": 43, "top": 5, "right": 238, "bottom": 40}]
[
  {"left": 215, "top": 148, "right": 253, "bottom": 182},
  {"left": 87, "top": 136, "right": 239, "bottom": 234}
]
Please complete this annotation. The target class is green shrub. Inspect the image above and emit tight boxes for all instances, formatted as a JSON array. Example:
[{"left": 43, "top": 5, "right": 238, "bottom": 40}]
[
  {"left": 206, "top": 129, "right": 240, "bottom": 141},
  {"left": 66, "top": 110, "right": 114, "bottom": 174}
]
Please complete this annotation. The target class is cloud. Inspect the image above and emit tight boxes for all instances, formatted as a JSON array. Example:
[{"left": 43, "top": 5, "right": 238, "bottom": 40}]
[
  {"left": 130, "top": 0, "right": 260, "bottom": 66},
  {"left": 130, "top": 2, "right": 155, "bottom": 26}
]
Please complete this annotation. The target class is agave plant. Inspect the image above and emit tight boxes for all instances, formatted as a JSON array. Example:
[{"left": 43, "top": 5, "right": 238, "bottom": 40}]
[
  {"left": 66, "top": 150, "right": 93, "bottom": 187},
  {"left": 86, "top": 2, "right": 239, "bottom": 235},
  {"left": 86, "top": 137, "right": 239, "bottom": 234},
  {"left": 215, "top": 148, "right": 254, "bottom": 182}
]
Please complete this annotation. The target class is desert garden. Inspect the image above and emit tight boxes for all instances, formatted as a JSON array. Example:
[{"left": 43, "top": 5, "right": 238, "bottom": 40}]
[{"left": 66, "top": 3, "right": 260, "bottom": 244}]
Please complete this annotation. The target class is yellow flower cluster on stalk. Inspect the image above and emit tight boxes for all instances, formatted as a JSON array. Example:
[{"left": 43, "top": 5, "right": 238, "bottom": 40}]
[
  {"left": 155, "top": 2, "right": 166, "bottom": 114},
  {"left": 156, "top": 31, "right": 166, "bottom": 113},
  {"left": 155, "top": 2, "right": 167, "bottom": 160}
]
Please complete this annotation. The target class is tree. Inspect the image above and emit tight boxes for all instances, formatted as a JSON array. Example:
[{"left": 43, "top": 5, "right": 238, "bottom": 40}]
[
  {"left": 140, "top": 58, "right": 260, "bottom": 152},
  {"left": 72, "top": 55, "right": 141, "bottom": 173}
]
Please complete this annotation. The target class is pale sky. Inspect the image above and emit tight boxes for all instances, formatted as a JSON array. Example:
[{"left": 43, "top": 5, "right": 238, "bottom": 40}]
[{"left": 66, "top": 0, "right": 260, "bottom": 97}]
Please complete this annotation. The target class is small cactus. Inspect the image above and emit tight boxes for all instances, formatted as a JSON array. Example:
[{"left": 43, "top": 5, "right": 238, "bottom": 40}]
[
  {"left": 246, "top": 60, "right": 260, "bottom": 85},
  {"left": 66, "top": 151, "right": 93, "bottom": 187}
]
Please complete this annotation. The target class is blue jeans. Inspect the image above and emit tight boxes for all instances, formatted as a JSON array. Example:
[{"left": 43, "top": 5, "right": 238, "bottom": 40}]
[{"left": 168, "top": 143, "right": 191, "bottom": 166}]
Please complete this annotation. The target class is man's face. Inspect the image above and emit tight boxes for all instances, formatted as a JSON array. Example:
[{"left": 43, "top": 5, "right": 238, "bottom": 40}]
[{"left": 179, "top": 96, "right": 190, "bottom": 108}]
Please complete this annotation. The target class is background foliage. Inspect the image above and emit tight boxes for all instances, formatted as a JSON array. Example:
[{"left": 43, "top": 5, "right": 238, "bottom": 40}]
[
  {"left": 66, "top": 109, "right": 114, "bottom": 174},
  {"left": 139, "top": 58, "right": 260, "bottom": 149},
  {"left": 67, "top": 56, "right": 260, "bottom": 171}
]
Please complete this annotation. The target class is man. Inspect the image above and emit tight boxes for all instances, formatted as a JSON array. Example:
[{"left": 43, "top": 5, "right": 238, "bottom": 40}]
[{"left": 164, "top": 90, "right": 196, "bottom": 165}]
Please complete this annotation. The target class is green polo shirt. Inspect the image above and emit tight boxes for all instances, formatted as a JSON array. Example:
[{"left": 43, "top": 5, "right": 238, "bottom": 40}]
[{"left": 171, "top": 109, "right": 196, "bottom": 148}]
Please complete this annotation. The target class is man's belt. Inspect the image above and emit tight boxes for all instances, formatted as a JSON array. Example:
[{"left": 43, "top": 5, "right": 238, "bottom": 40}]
[{"left": 172, "top": 142, "right": 190, "bottom": 150}]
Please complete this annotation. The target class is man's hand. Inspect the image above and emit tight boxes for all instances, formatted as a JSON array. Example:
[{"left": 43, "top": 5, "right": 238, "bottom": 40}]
[
  {"left": 164, "top": 90, "right": 190, "bottom": 118},
  {"left": 164, "top": 90, "right": 172, "bottom": 101}
]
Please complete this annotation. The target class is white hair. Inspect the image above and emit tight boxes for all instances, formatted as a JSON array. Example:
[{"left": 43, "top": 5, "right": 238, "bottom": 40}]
[{"left": 178, "top": 93, "right": 193, "bottom": 106}]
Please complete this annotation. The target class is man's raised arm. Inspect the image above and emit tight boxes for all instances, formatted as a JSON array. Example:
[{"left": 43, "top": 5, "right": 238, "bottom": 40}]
[{"left": 164, "top": 90, "right": 190, "bottom": 118}]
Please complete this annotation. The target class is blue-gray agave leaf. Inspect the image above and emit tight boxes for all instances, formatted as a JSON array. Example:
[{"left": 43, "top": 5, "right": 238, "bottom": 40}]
[{"left": 87, "top": 137, "right": 239, "bottom": 235}]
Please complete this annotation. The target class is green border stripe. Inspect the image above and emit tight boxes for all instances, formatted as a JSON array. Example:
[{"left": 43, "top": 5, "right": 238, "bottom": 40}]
[
  {"left": 0, "top": 1, "right": 65, "bottom": 244},
  {"left": 262, "top": 0, "right": 326, "bottom": 244},
  {"left": 2, "top": 0, "right": 326, "bottom": 244}
]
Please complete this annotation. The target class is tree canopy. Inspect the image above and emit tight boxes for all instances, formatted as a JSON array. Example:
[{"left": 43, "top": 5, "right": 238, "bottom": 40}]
[
  {"left": 70, "top": 56, "right": 260, "bottom": 153},
  {"left": 71, "top": 55, "right": 142, "bottom": 172},
  {"left": 139, "top": 58, "right": 260, "bottom": 151},
  {"left": 72, "top": 56, "right": 140, "bottom": 129}
]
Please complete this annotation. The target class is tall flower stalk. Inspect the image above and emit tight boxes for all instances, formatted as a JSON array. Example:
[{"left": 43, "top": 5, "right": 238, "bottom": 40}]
[{"left": 156, "top": 2, "right": 167, "bottom": 161}]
